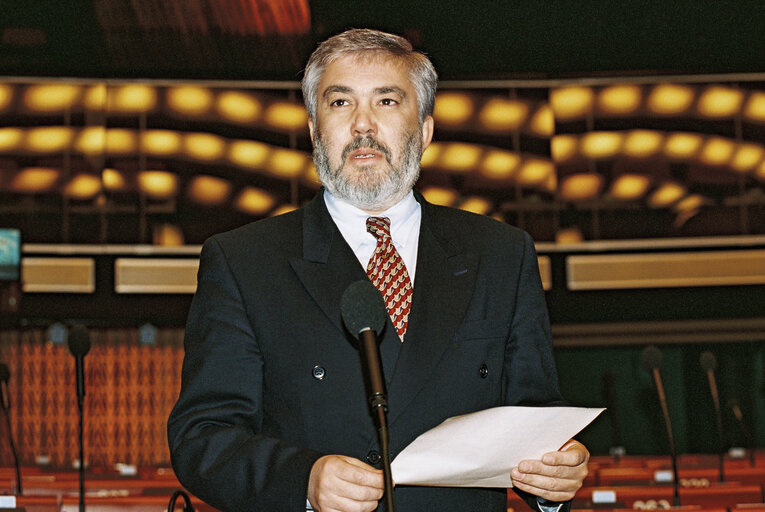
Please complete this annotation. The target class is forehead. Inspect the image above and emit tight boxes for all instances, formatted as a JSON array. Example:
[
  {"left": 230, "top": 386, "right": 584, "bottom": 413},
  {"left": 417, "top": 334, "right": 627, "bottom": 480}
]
[{"left": 319, "top": 53, "right": 415, "bottom": 95}]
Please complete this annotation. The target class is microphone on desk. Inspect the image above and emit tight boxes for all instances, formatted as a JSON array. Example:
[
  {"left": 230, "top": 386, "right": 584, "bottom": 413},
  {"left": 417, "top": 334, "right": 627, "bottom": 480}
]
[
  {"left": 67, "top": 324, "right": 91, "bottom": 512},
  {"left": 641, "top": 345, "right": 680, "bottom": 506},
  {"left": 700, "top": 351, "right": 725, "bottom": 482},
  {"left": 0, "top": 363, "right": 22, "bottom": 495},
  {"left": 340, "top": 279, "right": 394, "bottom": 512}
]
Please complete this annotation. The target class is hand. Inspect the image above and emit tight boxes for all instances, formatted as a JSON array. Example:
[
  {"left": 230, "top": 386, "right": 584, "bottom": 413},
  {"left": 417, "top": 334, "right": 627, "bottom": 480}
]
[
  {"left": 510, "top": 439, "right": 589, "bottom": 502},
  {"left": 308, "top": 455, "right": 384, "bottom": 512}
]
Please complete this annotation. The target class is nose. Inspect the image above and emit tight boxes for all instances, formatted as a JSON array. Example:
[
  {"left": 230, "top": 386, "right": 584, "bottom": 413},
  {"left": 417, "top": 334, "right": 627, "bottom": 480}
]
[{"left": 351, "top": 104, "right": 376, "bottom": 136}]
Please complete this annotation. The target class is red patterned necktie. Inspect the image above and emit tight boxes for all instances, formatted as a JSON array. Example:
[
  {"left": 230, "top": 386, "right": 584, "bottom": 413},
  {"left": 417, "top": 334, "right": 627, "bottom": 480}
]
[{"left": 366, "top": 216, "right": 413, "bottom": 340}]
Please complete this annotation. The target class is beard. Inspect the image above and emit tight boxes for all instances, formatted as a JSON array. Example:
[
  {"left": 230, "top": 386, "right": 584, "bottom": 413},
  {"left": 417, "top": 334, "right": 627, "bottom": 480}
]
[{"left": 313, "top": 129, "right": 422, "bottom": 211}]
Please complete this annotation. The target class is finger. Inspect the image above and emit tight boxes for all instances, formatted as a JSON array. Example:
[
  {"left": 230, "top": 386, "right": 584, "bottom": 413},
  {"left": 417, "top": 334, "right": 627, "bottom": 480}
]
[
  {"left": 336, "top": 457, "right": 384, "bottom": 489},
  {"left": 511, "top": 468, "right": 581, "bottom": 502},
  {"left": 541, "top": 440, "right": 590, "bottom": 467}
]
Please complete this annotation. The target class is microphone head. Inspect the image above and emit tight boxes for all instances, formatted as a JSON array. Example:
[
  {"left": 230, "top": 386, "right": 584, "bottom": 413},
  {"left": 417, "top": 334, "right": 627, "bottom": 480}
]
[
  {"left": 340, "top": 280, "right": 387, "bottom": 339},
  {"left": 68, "top": 325, "right": 91, "bottom": 358},
  {"left": 641, "top": 345, "right": 663, "bottom": 372},
  {"left": 700, "top": 351, "right": 717, "bottom": 371},
  {"left": 0, "top": 363, "right": 8, "bottom": 382}
]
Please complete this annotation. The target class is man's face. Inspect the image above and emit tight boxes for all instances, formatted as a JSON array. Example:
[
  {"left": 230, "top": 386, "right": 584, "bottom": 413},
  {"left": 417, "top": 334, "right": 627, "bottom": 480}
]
[{"left": 309, "top": 54, "right": 434, "bottom": 213}]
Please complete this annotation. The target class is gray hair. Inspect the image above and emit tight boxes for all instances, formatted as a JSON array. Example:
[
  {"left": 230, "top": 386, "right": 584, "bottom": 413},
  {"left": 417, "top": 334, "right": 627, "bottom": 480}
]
[{"left": 301, "top": 28, "right": 438, "bottom": 124}]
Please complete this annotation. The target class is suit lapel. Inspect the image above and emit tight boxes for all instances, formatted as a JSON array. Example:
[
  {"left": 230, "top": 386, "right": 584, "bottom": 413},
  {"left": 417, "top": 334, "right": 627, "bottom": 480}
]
[{"left": 387, "top": 197, "right": 479, "bottom": 426}]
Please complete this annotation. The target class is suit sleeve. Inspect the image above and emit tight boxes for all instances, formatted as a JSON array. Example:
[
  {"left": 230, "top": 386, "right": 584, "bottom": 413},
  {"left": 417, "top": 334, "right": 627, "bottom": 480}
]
[
  {"left": 503, "top": 231, "right": 571, "bottom": 511},
  {"left": 167, "top": 237, "right": 323, "bottom": 512}
]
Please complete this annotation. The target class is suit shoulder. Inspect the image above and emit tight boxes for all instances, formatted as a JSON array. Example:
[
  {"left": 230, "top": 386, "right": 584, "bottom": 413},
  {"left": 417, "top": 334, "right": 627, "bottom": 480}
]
[
  {"left": 426, "top": 203, "right": 531, "bottom": 246},
  {"left": 204, "top": 207, "right": 304, "bottom": 257}
]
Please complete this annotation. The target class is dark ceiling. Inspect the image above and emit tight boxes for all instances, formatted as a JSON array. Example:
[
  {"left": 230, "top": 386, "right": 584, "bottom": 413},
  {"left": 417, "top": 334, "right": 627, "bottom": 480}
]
[{"left": 2, "top": 1, "right": 765, "bottom": 81}]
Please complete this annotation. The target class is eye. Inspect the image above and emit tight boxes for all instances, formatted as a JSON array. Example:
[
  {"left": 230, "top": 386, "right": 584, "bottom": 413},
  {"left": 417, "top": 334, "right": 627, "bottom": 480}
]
[
  {"left": 379, "top": 98, "right": 399, "bottom": 106},
  {"left": 330, "top": 98, "right": 349, "bottom": 107}
]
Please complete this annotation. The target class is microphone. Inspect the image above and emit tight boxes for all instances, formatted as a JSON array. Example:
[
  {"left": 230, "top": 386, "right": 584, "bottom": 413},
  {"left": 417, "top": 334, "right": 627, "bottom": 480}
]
[
  {"left": 641, "top": 345, "right": 680, "bottom": 506},
  {"left": 68, "top": 325, "right": 91, "bottom": 411},
  {"left": 340, "top": 280, "right": 394, "bottom": 512},
  {"left": 700, "top": 351, "right": 725, "bottom": 481},
  {"left": 0, "top": 363, "right": 22, "bottom": 495},
  {"left": 67, "top": 324, "right": 91, "bottom": 512},
  {"left": 728, "top": 397, "right": 755, "bottom": 467}
]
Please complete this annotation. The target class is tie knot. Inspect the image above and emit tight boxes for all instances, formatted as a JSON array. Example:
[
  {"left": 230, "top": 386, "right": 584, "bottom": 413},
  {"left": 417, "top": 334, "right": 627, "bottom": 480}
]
[{"left": 366, "top": 216, "right": 391, "bottom": 239}]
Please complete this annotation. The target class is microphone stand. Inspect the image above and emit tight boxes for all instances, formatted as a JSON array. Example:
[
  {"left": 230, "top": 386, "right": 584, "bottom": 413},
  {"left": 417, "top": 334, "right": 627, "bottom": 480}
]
[
  {"left": 359, "top": 328, "right": 394, "bottom": 512},
  {"left": 77, "top": 386, "right": 85, "bottom": 512},
  {"left": 650, "top": 367, "right": 680, "bottom": 507}
]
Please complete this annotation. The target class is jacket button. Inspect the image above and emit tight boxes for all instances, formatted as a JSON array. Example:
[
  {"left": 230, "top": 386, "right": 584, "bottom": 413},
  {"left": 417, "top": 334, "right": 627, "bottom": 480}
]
[
  {"left": 479, "top": 364, "right": 489, "bottom": 378},
  {"left": 366, "top": 450, "right": 381, "bottom": 465},
  {"left": 312, "top": 365, "right": 326, "bottom": 380}
]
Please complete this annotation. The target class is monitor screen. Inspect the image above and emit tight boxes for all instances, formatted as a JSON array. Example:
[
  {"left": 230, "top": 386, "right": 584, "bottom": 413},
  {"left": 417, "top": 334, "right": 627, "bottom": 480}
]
[{"left": 0, "top": 229, "right": 21, "bottom": 281}]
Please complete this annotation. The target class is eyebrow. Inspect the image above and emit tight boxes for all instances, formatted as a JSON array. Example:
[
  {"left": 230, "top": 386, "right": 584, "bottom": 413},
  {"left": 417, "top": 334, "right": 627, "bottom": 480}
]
[{"left": 321, "top": 85, "right": 407, "bottom": 99}]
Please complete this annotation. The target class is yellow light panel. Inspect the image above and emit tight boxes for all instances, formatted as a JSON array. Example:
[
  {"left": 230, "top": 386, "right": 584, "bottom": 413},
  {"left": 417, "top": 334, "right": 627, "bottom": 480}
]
[
  {"left": 555, "top": 227, "right": 584, "bottom": 244},
  {"left": 551, "top": 135, "right": 578, "bottom": 162},
  {"left": 270, "top": 204, "right": 298, "bottom": 216},
  {"left": 0, "top": 128, "right": 24, "bottom": 152},
  {"left": 440, "top": 143, "right": 482, "bottom": 172},
  {"left": 24, "top": 84, "right": 80, "bottom": 112},
  {"left": 0, "top": 84, "right": 14, "bottom": 111},
  {"left": 166, "top": 86, "right": 213, "bottom": 116},
  {"left": 25, "top": 127, "right": 73, "bottom": 153},
  {"left": 184, "top": 133, "right": 226, "bottom": 161},
  {"left": 74, "top": 127, "right": 106, "bottom": 155},
  {"left": 110, "top": 84, "right": 158, "bottom": 113},
  {"left": 517, "top": 159, "right": 555, "bottom": 186},
  {"left": 699, "top": 137, "right": 735, "bottom": 166},
  {"left": 433, "top": 92, "right": 474, "bottom": 125},
  {"left": 264, "top": 102, "right": 308, "bottom": 131},
  {"left": 730, "top": 143, "right": 764, "bottom": 172},
  {"left": 623, "top": 130, "right": 663, "bottom": 158},
  {"left": 153, "top": 224, "right": 184, "bottom": 246},
  {"left": 458, "top": 196, "right": 492, "bottom": 215},
  {"left": 102, "top": 168, "right": 127, "bottom": 190},
  {"left": 303, "top": 163, "right": 321, "bottom": 187},
  {"left": 581, "top": 131, "right": 623, "bottom": 159},
  {"left": 478, "top": 98, "right": 528, "bottom": 131},
  {"left": 235, "top": 187, "right": 275, "bottom": 215},
  {"left": 528, "top": 105, "right": 554, "bottom": 137},
  {"left": 269, "top": 148, "right": 308, "bottom": 178},
  {"left": 420, "top": 186, "right": 457, "bottom": 206},
  {"left": 63, "top": 174, "right": 101, "bottom": 199},
  {"left": 664, "top": 132, "right": 703, "bottom": 159},
  {"left": 560, "top": 173, "right": 602, "bottom": 201},
  {"left": 743, "top": 91, "right": 765, "bottom": 122},
  {"left": 216, "top": 91, "right": 262, "bottom": 123},
  {"left": 188, "top": 175, "right": 231, "bottom": 205},
  {"left": 697, "top": 86, "right": 743, "bottom": 118},
  {"left": 229, "top": 140, "right": 270, "bottom": 169},
  {"left": 647, "top": 84, "right": 694, "bottom": 115},
  {"left": 10, "top": 167, "right": 60, "bottom": 192},
  {"left": 420, "top": 142, "right": 442, "bottom": 168},
  {"left": 550, "top": 86, "right": 594, "bottom": 120},
  {"left": 137, "top": 170, "right": 178, "bottom": 199},
  {"left": 648, "top": 182, "right": 686, "bottom": 207},
  {"left": 105, "top": 129, "right": 138, "bottom": 154},
  {"left": 673, "top": 194, "right": 704, "bottom": 212},
  {"left": 598, "top": 84, "right": 642, "bottom": 114},
  {"left": 83, "top": 84, "right": 107, "bottom": 110},
  {"left": 480, "top": 150, "right": 520, "bottom": 179},
  {"left": 609, "top": 174, "right": 651, "bottom": 200},
  {"left": 141, "top": 130, "right": 182, "bottom": 156}
]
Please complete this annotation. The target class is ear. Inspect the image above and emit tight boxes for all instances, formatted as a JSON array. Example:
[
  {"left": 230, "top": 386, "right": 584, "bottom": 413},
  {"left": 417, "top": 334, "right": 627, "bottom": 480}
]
[
  {"left": 421, "top": 115, "right": 434, "bottom": 151},
  {"left": 308, "top": 118, "right": 315, "bottom": 144}
]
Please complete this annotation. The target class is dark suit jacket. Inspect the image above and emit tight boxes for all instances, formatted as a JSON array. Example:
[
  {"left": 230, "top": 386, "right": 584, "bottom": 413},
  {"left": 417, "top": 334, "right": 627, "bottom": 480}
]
[{"left": 167, "top": 189, "right": 566, "bottom": 511}]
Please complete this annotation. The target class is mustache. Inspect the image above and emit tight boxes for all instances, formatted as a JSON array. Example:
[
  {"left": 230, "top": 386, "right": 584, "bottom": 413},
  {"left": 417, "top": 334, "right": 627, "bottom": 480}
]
[{"left": 341, "top": 136, "right": 392, "bottom": 163}]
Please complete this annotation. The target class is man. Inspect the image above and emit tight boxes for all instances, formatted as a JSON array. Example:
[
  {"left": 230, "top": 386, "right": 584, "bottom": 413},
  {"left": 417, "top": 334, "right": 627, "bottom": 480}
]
[{"left": 168, "top": 28, "right": 588, "bottom": 512}]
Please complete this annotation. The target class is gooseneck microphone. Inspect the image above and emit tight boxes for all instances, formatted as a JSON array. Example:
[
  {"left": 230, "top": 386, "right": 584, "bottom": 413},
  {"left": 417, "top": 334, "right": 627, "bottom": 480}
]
[
  {"left": 641, "top": 345, "right": 680, "bottom": 506},
  {"left": 700, "top": 351, "right": 725, "bottom": 482},
  {"left": 729, "top": 397, "right": 756, "bottom": 467},
  {"left": 340, "top": 280, "right": 394, "bottom": 512},
  {"left": 67, "top": 325, "right": 91, "bottom": 512},
  {"left": 0, "top": 363, "right": 22, "bottom": 495}
]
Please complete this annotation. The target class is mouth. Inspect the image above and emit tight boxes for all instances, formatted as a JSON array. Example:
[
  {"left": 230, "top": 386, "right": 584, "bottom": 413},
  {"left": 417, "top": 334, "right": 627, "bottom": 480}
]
[{"left": 348, "top": 148, "right": 383, "bottom": 162}]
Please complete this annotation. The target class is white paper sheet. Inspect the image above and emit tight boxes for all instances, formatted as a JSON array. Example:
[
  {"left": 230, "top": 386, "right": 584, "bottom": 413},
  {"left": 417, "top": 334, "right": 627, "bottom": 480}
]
[{"left": 390, "top": 406, "right": 604, "bottom": 487}]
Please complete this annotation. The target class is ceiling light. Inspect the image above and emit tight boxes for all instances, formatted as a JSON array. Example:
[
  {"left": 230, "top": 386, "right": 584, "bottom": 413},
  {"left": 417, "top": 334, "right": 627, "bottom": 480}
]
[
  {"left": 730, "top": 143, "right": 764, "bottom": 173},
  {"left": 137, "top": 170, "right": 177, "bottom": 199},
  {"left": 517, "top": 159, "right": 555, "bottom": 186},
  {"left": 24, "top": 84, "right": 81, "bottom": 112},
  {"left": 184, "top": 133, "right": 226, "bottom": 161},
  {"left": 550, "top": 86, "right": 594, "bottom": 120},
  {"left": 528, "top": 105, "right": 554, "bottom": 137},
  {"left": 623, "top": 130, "right": 663, "bottom": 158},
  {"left": 433, "top": 92, "right": 473, "bottom": 125},
  {"left": 458, "top": 196, "right": 492, "bottom": 215},
  {"left": 697, "top": 86, "right": 743, "bottom": 118},
  {"left": 10, "top": 167, "right": 60, "bottom": 192},
  {"left": 743, "top": 91, "right": 765, "bottom": 122},
  {"left": 166, "top": 86, "right": 213, "bottom": 116},
  {"left": 551, "top": 135, "right": 578, "bottom": 162},
  {"left": 699, "top": 137, "right": 735, "bottom": 166},
  {"left": 0, "top": 84, "right": 14, "bottom": 112},
  {"left": 63, "top": 174, "right": 101, "bottom": 199},
  {"left": 479, "top": 98, "right": 528, "bottom": 131},
  {"left": 420, "top": 142, "right": 442, "bottom": 168},
  {"left": 102, "top": 168, "right": 127, "bottom": 190},
  {"left": 110, "top": 84, "right": 158, "bottom": 113},
  {"left": 83, "top": 84, "right": 107, "bottom": 110},
  {"left": 216, "top": 91, "right": 262, "bottom": 123},
  {"left": 648, "top": 182, "right": 686, "bottom": 207},
  {"left": 229, "top": 140, "right": 270, "bottom": 169},
  {"left": 105, "top": 129, "right": 138, "bottom": 154},
  {"left": 664, "top": 132, "right": 703, "bottom": 159},
  {"left": 420, "top": 187, "right": 457, "bottom": 206},
  {"left": 480, "top": 150, "right": 520, "bottom": 179},
  {"left": 647, "top": 84, "right": 694, "bottom": 115},
  {"left": 673, "top": 194, "right": 705, "bottom": 212},
  {"left": 598, "top": 84, "right": 642, "bottom": 114},
  {"left": 187, "top": 175, "right": 231, "bottom": 205},
  {"left": 74, "top": 127, "right": 106, "bottom": 155},
  {"left": 560, "top": 173, "right": 602, "bottom": 201},
  {"left": 268, "top": 148, "right": 308, "bottom": 178},
  {"left": 141, "top": 130, "right": 182, "bottom": 156},
  {"left": 0, "top": 128, "right": 24, "bottom": 152},
  {"left": 25, "top": 127, "right": 73, "bottom": 153},
  {"left": 270, "top": 204, "right": 298, "bottom": 216},
  {"left": 440, "top": 143, "right": 482, "bottom": 172},
  {"left": 235, "top": 187, "right": 275, "bottom": 215},
  {"left": 264, "top": 102, "right": 308, "bottom": 131},
  {"left": 581, "top": 131, "right": 622, "bottom": 159},
  {"left": 609, "top": 174, "right": 651, "bottom": 200}
]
